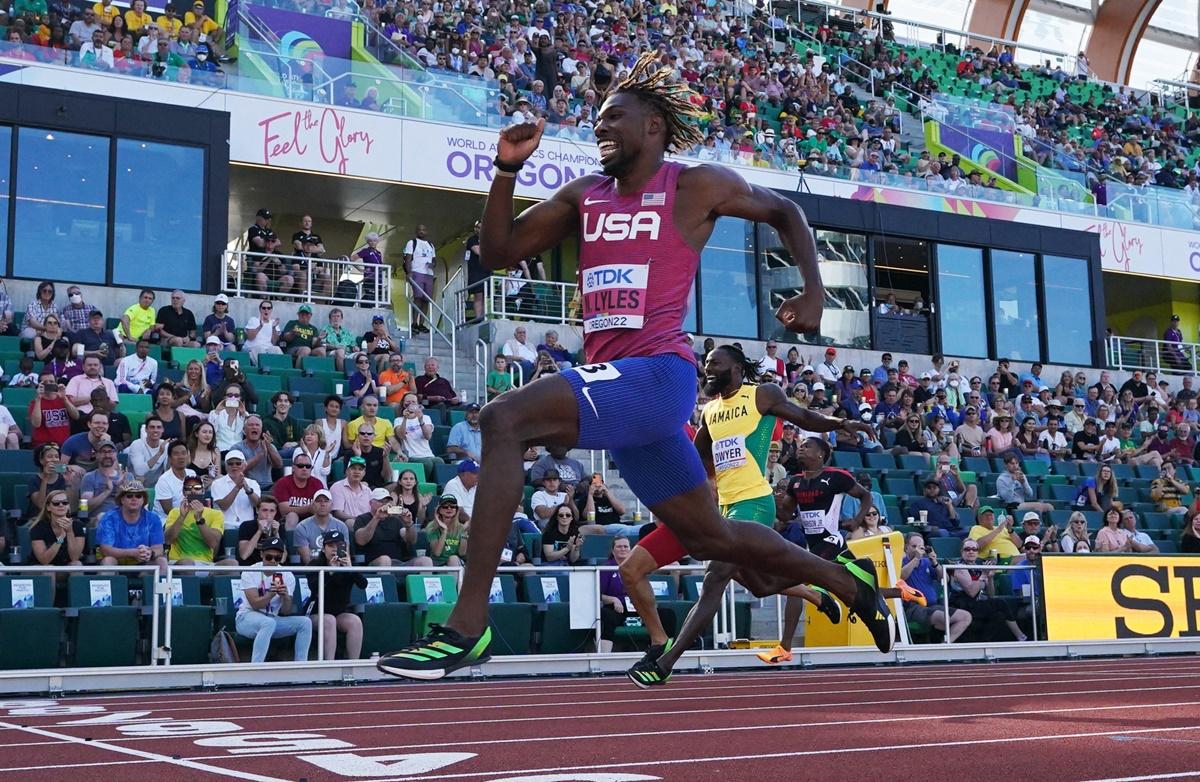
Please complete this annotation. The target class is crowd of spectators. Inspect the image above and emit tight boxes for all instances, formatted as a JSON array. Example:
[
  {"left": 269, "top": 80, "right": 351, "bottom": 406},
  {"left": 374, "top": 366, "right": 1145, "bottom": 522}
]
[{"left": 0, "top": 0, "right": 228, "bottom": 84}]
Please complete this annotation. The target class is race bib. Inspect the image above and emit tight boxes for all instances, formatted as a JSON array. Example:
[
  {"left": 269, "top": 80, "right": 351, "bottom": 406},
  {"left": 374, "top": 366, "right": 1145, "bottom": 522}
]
[
  {"left": 712, "top": 434, "right": 748, "bottom": 473},
  {"left": 581, "top": 263, "right": 649, "bottom": 333},
  {"left": 798, "top": 509, "right": 827, "bottom": 534}
]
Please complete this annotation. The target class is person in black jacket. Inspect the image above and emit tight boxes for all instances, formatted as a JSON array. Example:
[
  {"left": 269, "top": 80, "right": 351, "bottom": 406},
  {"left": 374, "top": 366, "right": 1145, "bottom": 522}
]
[{"left": 306, "top": 530, "right": 366, "bottom": 660}]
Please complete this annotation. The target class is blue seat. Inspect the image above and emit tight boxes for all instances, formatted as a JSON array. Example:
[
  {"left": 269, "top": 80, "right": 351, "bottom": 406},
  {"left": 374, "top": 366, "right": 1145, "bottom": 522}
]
[
  {"left": 865, "top": 452, "right": 897, "bottom": 471},
  {"left": 832, "top": 451, "right": 864, "bottom": 470}
]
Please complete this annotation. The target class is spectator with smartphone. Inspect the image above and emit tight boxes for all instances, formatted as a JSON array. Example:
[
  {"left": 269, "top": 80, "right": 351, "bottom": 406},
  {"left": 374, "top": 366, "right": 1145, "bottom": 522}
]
[
  {"left": 27, "top": 443, "right": 75, "bottom": 521},
  {"left": 236, "top": 536, "right": 312, "bottom": 663},
  {"left": 394, "top": 393, "right": 436, "bottom": 478},
  {"left": 30, "top": 372, "right": 78, "bottom": 448},
  {"left": 900, "top": 533, "right": 971, "bottom": 643},
  {"left": 995, "top": 455, "right": 1054, "bottom": 515},
  {"left": 96, "top": 481, "right": 168, "bottom": 572},
  {"left": 579, "top": 474, "right": 633, "bottom": 533},
  {"left": 927, "top": 454, "right": 979, "bottom": 512},
  {"left": 28, "top": 489, "right": 85, "bottom": 571},
  {"left": 237, "top": 496, "right": 282, "bottom": 565},
  {"left": 213, "top": 451, "right": 262, "bottom": 530},
  {"left": 305, "top": 529, "right": 365, "bottom": 661},
  {"left": 294, "top": 489, "right": 350, "bottom": 564},
  {"left": 163, "top": 474, "right": 223, "bottom": 565},
  {"left": 353, "top": 486, "right": 434, "bottom": 567}
]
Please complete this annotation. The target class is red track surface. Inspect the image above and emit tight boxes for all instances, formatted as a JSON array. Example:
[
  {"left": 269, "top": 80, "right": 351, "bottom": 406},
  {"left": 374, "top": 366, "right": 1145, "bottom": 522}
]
[{"left": 2, "top": 657, "right": 1200, "bottom": 782}]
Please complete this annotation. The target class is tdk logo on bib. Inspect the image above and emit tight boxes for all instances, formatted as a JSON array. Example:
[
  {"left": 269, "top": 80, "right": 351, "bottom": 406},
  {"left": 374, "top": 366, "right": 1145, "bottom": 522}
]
[
  {"left": 582, "top": 211, "right": 661, "bottom": 242},
  {"left": 581, "top": 263, "right": 650, "bottom": 333}
]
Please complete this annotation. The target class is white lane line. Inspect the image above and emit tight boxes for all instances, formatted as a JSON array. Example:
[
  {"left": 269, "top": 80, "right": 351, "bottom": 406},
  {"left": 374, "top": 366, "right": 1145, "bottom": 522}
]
[
  {"left": 1079, "top": 773, "right": 1200, "bottom": 782},
  {"left": 4, "top": 681, "right": 1199, "bottom": 754},
  {"left": 366, "top": 724, "right": 1200, "bottom": 782},
  {"left": 0, "top": 721, "right": 287, "bottom": 782},
  {"left": 16, "top": 670, "right": 1200, "bottom": 726},
  {"left": 41, "top": 657, "right": 1198, "bottom": 709},
  {"left": 4, "top": 694, "right": 1198, "bottom": 773}
]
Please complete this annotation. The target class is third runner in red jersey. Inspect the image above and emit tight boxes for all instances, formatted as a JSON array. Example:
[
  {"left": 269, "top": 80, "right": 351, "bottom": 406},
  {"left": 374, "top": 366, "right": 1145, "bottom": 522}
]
[{"left": 378, "top": 53, "right": 896, "bottom": 680}]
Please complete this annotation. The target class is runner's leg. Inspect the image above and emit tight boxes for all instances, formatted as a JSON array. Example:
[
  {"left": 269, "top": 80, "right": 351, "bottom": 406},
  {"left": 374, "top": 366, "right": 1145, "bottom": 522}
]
[
  {"left": 657, "top": 561, "right": 737, "bottom": 672},
  {"left": 442, "top": 375, "right": 580, "bottom": 636},
  {"left": 618, "top": 545, "right": 671, "bottom": 647},
  {"left": 778, "top": 595, "right": 805, "bottom": 650}
]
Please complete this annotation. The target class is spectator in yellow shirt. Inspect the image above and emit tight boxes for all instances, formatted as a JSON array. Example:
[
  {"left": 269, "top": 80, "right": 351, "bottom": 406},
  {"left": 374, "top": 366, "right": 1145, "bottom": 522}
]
[
  {"left": 156, "top": 3, "right": 183, "bottom": 38},
  {"left": 125, "top": 0, "right": 153, "bottom": 33},
  {"left": 121, "top": 289, "right": 159, "bottom": 344},
  {"left": 184, "top": 0, "right": 227, "bottom": 59},
  {"left": 92, "top": 0, "right": 119, "bottom": 27},
  {"left": 967, "top": 505, "right": 1022, "bottom": 560}
]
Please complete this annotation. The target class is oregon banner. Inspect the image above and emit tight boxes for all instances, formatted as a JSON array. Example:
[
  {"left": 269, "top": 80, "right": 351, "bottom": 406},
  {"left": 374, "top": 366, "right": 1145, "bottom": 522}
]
[{"left": 1042, "top": 553, "right": 1200, "bottom": 641}]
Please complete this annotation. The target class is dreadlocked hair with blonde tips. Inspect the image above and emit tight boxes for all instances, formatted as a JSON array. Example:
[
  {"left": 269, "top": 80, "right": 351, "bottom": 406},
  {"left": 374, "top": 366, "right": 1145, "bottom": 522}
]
[{"left": 612, "top": 52, "right": 706, "bottom": 154}]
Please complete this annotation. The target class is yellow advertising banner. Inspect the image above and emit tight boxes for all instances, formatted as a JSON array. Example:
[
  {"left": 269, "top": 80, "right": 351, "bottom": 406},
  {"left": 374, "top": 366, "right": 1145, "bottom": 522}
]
[
  {"left": 1042, "top": 553, "right": 1200, "bottom": 641},
  {"left": 805, "top": 531, "right": 905, "bottom": 647}
]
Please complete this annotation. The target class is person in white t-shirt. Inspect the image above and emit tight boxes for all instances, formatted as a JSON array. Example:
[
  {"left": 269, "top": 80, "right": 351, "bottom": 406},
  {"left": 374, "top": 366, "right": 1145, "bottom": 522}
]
[
  {"left": 403, "top": 225, "right": 437, "bottom": 334},
  {"left": 0, "top": 400, "right": 19, "bottom": 449},
  {"left": 394, "top": 392, "right": 436, "bottom": 475},
  {"left": 235, "top": 536, "right": 311, "bottom": 663},
  {"left": 501, "top": 325, "right": 538, "bottom": 380},
  {"left": 530, "top": 468, "right": 571, "bottom": 528},
  {"left": 244, "top": 300, "right": 283, "bottom": 362},
  {"left": 154, "top": 441, "right": 197, "bottom": 515},
  {"left": 440, "top": 459, "right": 478, "bottom": 520},
  {"left": 212, "top": 451, "right": 262, "bottom": 529}
]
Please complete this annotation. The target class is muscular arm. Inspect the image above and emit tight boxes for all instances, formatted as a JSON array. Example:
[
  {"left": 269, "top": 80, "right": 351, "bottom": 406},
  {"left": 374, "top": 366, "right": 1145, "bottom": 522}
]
[
  {"left": 692, "top": 418, "right": 715, "bottom": 480},
  {"left": 756, "top": 382, "right": 859, "bottom": 435}
]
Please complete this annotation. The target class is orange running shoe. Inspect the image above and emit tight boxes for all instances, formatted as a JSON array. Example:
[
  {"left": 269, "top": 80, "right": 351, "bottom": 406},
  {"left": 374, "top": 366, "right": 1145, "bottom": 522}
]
[
  {"left": 895, "top": 579, "right": 927, "bottom": 607},
  {"left": 756, "top": 645, "right": 793, "bottom": 665}
]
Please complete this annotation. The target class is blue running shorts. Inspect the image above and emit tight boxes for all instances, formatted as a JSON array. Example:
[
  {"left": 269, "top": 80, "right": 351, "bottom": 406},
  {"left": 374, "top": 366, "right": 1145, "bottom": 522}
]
[{"left": 560, "top": 354, "right": 707, "bottom": 507}]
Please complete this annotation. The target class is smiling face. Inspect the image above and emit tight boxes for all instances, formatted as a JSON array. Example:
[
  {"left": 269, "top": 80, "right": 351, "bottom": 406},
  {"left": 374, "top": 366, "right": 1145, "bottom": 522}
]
[{"left": 594, "top": 91, "right": 664, "bottom": 177}]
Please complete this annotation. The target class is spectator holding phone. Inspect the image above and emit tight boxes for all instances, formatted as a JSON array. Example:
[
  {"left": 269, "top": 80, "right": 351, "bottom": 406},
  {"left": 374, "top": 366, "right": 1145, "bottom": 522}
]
[
  {"left": 907, "top": 479, "right": 965, "bottom": 538},
  {"left": 163, "top": 474, "right": 224, "bottom": 565},
  {"left": 27, "top": 443, "right": 75, "bottom": 521},
  {"left": 30, "top": 371, "right": 78, "bottom": 448},
  {"left": 236, "top": 536, "right": 312, "bottom": 663},
  {"left": 305, "top": 529, "right": 365, "bottom": 661},
  {"left": 353, "top": 486, "right": 433, "bottom": 568},
  {"left": 294, "top": 489, "right": 350, "bottom": 564},
  {"left": 237, "top": 496, "right": 281, "bottom": 565}
]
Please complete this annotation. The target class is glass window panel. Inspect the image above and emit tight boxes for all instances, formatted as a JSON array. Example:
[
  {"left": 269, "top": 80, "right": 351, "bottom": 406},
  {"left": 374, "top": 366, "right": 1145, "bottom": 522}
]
[
  {"left": 0, "top": 126, "right": 10, "bottom": 271},
  {"left": 698, "top": 217, "right": 757, "bottom": 338},
  {"left": 1015, "top": 10, "right": 1089, "bottom": 67},
  {"left": 1043, "top": 255, "right": 1092, "bottom": 366},
  {"left": 990, "top": 250, "right": 1041, "bottom": 362},
  {"left": 757, "top": 226, "right": 869, "bottom": 349},
  {"left": 113, "top": 140, "right": 204, "bottom": 289},
  {"left": 13, "top": 128, "right": 109, "bottom": 283},
  {"left": 1128, "top": 38, "right": 1195, "bottom": 91},
  {"left": 683, "top": 279, "right": 696, "bottom": 335},
  {"left": 935, "top": 244, "right": 987, "bottom": 358}
]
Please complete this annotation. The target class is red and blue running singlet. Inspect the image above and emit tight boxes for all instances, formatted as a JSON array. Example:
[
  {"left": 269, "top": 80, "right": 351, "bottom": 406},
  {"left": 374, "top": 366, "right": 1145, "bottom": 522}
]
[{"left": 577, "top": 160, "right": 698, "bottom": 365}]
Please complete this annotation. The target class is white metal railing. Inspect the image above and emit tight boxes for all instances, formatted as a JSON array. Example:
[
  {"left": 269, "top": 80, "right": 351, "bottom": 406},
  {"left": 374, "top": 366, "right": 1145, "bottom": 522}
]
[
  {"left": 223, "top": 249, "right": 392, "bottom": 309},
  {"left": 406, "top": 280, "right": 457, "bottom": 394},
  {"left": 455, "top": 277, "right": 581, "bottom": 327},
  {"left": 1107, "top": 334, "right": 1200, "bottom": 375},
  {"left": 940, "top": 562, "right": 1039, "bottom": 643}
]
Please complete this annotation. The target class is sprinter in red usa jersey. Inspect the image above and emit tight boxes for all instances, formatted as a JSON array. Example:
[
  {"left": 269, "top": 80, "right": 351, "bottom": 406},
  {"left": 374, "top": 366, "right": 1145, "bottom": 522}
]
[{"left": 377, "top": 53, "right": 896, "bottom": 681}]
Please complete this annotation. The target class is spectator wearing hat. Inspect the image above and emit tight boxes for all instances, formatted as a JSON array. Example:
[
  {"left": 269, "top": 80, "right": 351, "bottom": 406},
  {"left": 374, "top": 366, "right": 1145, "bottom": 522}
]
[
  {"left": 164, "top": 474, "right": 224, "bottom": 565},
  {"left": 74, "top": 308, "right": 124, "bottom": 366},
  {"left": 426, "top": 494, "right": 468, "bottom": 566},
  {"left": 361, "top": 314, "right": 401, "bottom": 373},
  {"left": 201, "top": 336, "right": 226, "bottom": 387},
  {"left": 80, "top": 438, "right": 127, "bottom": 517},
  {"left": 235, "top": 535, "right": 312, "bottom": 663},
  {"left": 203, "top": 294, "right": 236, "bottom": 350},
  {"left": 968, "top": 505, "right": 1022, "bottom": 560},
  {"left": 244, "top": 301, "right": 283, "bottom": 363},
  {"left": 273, "top": 450, "right": 326, "bottom": 529},
  {"left": 155, "top": 290, "right": 200, "bottom": 348},
  {"left": 115, "top": 338, "right": 159, "bottom": 394},
  {"left": 354, "top": 485, "right": 434, "bottom": 567},
  {"left": 344, "top": 419, "right": 393, "bottom": 489},
  {"left": 280, "top": 304, "right": 325, "bottom": 366},
  {"left": 908, "top": 479, "right": 965, "bottom": 538},
  {"left": 441, "top": 459, "right": 479, "bottom": 519},
  {"left": 1020, "top": 511, "right": 1059, "bottom": 552},
  {"left": 96, "top": 481, "right": 167, "bottom": 571},
  {"left": 415, "top": 356, "right": 461, "bottom": 408},
  {"left": 447, "top": 404, "right": 482, "bottom": 463},
  {"left": 294, "top": 487, "right": 350, "bottom": 564},
  {"left": 816, "top": 347, "right": 839, "bottom": 383},
  {"left": 1071, "top": 417, "right": 1102, "bottom": 460},
  {"left": 529, "top": 467, "right": 573, "bottom": 528},
  {"left": 306, "top": 528, "right": 366, "bottom": 661},
  {"left": 330, "top": 457, "right": 372, "bottom": 521},
  {"left": 212, "top": 451, "right": 262, "bottom": 529}
]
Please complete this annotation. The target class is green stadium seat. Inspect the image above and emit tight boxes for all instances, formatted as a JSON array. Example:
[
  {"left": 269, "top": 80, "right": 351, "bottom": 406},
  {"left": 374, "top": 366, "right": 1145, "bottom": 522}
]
[
  {"left": 579, "top": 533, "right": 614, "bottom": 563},
  {"left": 865, "top": 452, "right": 897, "bottom": 471},
  {"left": 256, "top": 353, "right": 294, "bottom": 373},
  {"left": 67, "top": 575, "right": 139, "bottom": 667},
  {"left": 118, "top": 393, "right": 153, "bottom": 413},
  {"left": 0, "top": 575, "right": 62, "bottom": 669},
  {"left": 487, "top": 603, "right": 536, "bottom": 655},
  {"left": 170, "top": 347, "right": 206, "bottom": 369},
  {"left": 159, "top": 575, "right": 214, "bottom": 665},
  {"left": 360, "top": 603, "right": 416, "bottom": 658},
  {"left": 931, "top": 537, "right": 962, "bottom": 561},
  {"left": 832, "top": 451, "right": 864, "bottom": 470},
  {"left": 301, "top": 356, "right": 337, "bottom": 375},
  {"left": 538, "top": 602, "right": 592, "bottom": 654}
]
